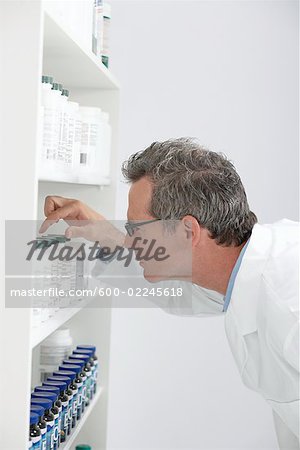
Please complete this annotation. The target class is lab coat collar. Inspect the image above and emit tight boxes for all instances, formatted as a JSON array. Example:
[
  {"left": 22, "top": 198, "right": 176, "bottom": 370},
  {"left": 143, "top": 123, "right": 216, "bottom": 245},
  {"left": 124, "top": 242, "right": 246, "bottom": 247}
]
[{"left": 227, "top": 223, "right": 272, "bottom": 335}]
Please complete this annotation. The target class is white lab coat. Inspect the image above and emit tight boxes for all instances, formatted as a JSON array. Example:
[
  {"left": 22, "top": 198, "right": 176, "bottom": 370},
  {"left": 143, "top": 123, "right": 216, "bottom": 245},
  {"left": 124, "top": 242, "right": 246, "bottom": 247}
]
[
  {"left": 224, "top": 220, "right": 299, "bottom": 448},
  {"left": 148, "top": 219, "right": 300, "bottom": 448},
  {"left": 93, "top": 219, "right": 299, "bottom": 448}
]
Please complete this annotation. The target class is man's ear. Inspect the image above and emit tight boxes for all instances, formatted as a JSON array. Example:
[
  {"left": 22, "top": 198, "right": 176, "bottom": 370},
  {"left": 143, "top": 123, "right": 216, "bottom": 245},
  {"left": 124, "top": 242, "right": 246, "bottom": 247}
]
[{"left": 182, "top": 215, "right": 201, "bottom": 246}]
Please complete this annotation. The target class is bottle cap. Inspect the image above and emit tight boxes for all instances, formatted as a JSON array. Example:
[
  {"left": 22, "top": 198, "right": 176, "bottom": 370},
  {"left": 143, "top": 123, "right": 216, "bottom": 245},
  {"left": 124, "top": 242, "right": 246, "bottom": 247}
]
[
  {"left": 62, "top": 89, "right": 69, "bottom": 97},
  {"left": 35, "top": 385, "right": 60, "bottom": 395},
  {"left": 31, "top": 391, "right": 57, "bottom": 403},
  {"left": 58, "top": 83, "right": 63, "bottom": 91},
  {"left": 42, "top": 75, "right": 54, "bottom": 84},
  {"left": 74, "top": 348, "right": 94, "bottom": 356},
  {"left": 48, "top": 374, "right": 73, "bottom": 384},
  {"left": 51, "top": 82, "right": 60, "bottom": 90},
  {"left": 53, "top": 370, "right": 76, "bottom": 381},
  {"left": 59, "top": 364, "right": 82, "bottom": 374},
  {"left": 69, "top": 354, "right": 90, "bottom": 364},
  {"left": 30, "top": 412, "right": 39, "bottom": 425},
  {"left": 77, "top": 345, "right": 96, "bottom": 353},
  {"left": 31, "top": 398, "right": 52, "bottom": 410},
  {"left": 30, "top": 405, "right": 45, "bottom": 417},
  {"left": 63, "top": 359, "right": 85, "bottom": 369},
  {"left": 75, "top": 446, "right": 92, "bottom": 450},
  {"left": 43, "top": 380, "right": 67, "bottom": 392}
]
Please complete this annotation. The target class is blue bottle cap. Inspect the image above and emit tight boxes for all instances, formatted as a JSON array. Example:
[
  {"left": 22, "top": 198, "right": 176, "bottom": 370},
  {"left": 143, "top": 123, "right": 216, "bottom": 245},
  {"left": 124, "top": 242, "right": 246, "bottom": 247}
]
[
  {"left": 77, "top": 344, "right": 96, "bottom": 353},
  {"left": 35, "top": 385, "right": 60, "bottom": 395},
  {"left": 32, "top": 391, "right": 57, "bottom": 402},
  {"left": 59, "top": 364, "right": 81, "bottom": 374},
  {"left": 32, "top": 391, "right": 56, "bottom": 401},
  {"left": 47, "top": 375, "right": 72, "bottom": 384},
  {"left": 74, "top": 348, "right": 94, "bottom": 356},
  {"left": 30, "top": 412, "right": 39, "bottom": 425},
  {"left": 43, "top": 380, "right": 67, "bottom": 392},
  {"left": 31, "top": 398, "right": 52, "bottom": 410},
  {"left": 53, "top": 370, "right": 76, "bottom": 381},
  {"left": 63, "top": 359, "right": 85, "bottom": 369},
  {"left": 69, "top": 354, "right": 91, "bottom": 363},
  {"left": 30, "top": 405, "right": 45, "bottom": 417}
]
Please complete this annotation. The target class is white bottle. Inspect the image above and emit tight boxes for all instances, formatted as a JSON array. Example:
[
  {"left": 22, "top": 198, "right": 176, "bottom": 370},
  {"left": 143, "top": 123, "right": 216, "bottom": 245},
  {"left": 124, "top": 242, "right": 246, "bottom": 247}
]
[
  {"left": 102, "top": 2, "right": 111, "bottom": 68},
  {"left": 99, "top": 111, "right": 111, "bottom": 178},
  {"left": 39, "top": 328, "right": 73, "bottom": 382},
  {"left": 79, "top": 106, "right": 102, "bottom": 182},
  {"left": 67, "top": 101, "right": 82, "bottom": 180},
  {"left": 57, "top": 87, "right": 69, "bottom": 174},
  {"left": 39, "top": 76, "right": 59, "bottom": 179}
]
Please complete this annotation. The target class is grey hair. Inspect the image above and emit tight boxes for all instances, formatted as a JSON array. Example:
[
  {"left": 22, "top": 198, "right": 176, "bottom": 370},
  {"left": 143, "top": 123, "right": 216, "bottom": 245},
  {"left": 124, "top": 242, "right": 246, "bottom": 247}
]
[{"left": 122, "top": 137, "right": 257, "bottom": 246}]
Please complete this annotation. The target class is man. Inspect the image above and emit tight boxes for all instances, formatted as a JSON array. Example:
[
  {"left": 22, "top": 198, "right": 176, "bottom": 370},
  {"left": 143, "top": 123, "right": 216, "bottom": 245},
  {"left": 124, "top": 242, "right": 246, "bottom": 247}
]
[{"left": 40, "top": 138, "right": 299, "bottom": 449}]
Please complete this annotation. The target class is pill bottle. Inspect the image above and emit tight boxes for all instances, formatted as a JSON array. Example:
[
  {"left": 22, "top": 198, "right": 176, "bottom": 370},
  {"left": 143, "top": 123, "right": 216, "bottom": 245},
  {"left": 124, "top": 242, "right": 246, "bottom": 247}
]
[
  {"left": 29, "top": 412, "right": 41, "bottom": 450},
  {"left": 77, "top": 345, "right": 99, "bottom": 394},
  {"left": 31, "top": 391, "right": 60, "bottom": 450},
  {"left": 31, "top": 398, "right": 55, "bottom": 450},
  {"left": 95, "top": 0, "right": 103, "bottom": 58},
  {"left": 67, "top": 101, "right": 81, "bottom": 178},
  {"left": 69, "top": 354, "right": 93, "bottom": 408},
  {"left": 62, "top": 359, "right": 87, "bottom": 414},
  {"left": 46, "top": 375, "right": 74, "bottom": 436},
  {"left": 59, "top": 364, "right": 84, "bottom": 420},
  {"left": 73, "top": 349, "right": 95, "bottom": 400},
  {"left": 53, "top": 370, "right": 78, "bottom": 428},
  {"left": 30, "top": 404, "right": 47, "bottom": 450},
  {"left": 42, "top": 380, "right": 69, "bottom": 443},
  {"left": 79, "top": 106, "right": 102, "bottom": 181},
  {"left": 57, "top": 88, "right": 69, "bottom": 171},
  {"left": 99, "top": 111, "right": 111, "bottom": 178},
  {"left": 40, "top": 328, "right": 73, "bottom": 382}
]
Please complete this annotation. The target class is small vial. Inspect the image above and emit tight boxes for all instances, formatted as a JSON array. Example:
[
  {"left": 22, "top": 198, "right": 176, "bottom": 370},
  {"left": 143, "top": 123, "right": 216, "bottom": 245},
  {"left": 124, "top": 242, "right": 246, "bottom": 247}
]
[
  {"left": 53, "top": 370, "right": 78, "bottom": 428},
  {"left": 59, "top": 364, "right": 84, "bottom": 421},
  {"left": 76, "top": 345, "right": 99, "bottom": 394},
  {"left": 43, "top": 380, "right": 69, "bottom": 443},
  {"left": 31, "top": 391, "right": 60, "bottom": 450},
  {"left": 31, "top": 398, "right": 55, "bottom": 450},
  {"left": 47, "top": 376, "right": 74, "bottom": 436},
  {"left": 69, "top": 354, "right": 92, "bottom": 407},
  {"left": 29, "top": 412, "right": 41, "bottom": 450},
  {"left": 30, "top": 405, "right": 47, "bottom": 450}
]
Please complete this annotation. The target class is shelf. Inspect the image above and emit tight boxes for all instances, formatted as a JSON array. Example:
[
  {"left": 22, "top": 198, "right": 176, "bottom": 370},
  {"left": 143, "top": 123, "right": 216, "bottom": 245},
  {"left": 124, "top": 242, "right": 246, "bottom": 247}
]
[
  {"left": 38, "top": 175, "right": 111, "bottom": 186},
  {"left": 31, "top": 306, "right": 83, "bottom": 348},
  {"left": 61, "top": 387, "right": 103, "bottom": 450},
  {"left": 43, "top": 11, "right": 120, "bottom": 90}
]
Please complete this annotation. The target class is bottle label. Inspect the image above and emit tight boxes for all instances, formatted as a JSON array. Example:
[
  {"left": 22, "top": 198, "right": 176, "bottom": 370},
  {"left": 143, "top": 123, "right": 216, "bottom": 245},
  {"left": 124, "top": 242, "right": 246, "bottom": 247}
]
[
  {"left": 31, "top": 435, "right": 41, "bottom": 450},
  {"left": 53, "top": 413, "right": 59, "bottom": 446},
  {"left": 77, "top": 383, "right": 83, "bottom": 407},
  {"left": 40, "top": 428, "right": 47, "bottom": 450},
  {"left": 46, "top": 420, "right": 54, "bottom": 450},
  {"left": 61, "top": 401, "right": 68, "bottom": 438}
]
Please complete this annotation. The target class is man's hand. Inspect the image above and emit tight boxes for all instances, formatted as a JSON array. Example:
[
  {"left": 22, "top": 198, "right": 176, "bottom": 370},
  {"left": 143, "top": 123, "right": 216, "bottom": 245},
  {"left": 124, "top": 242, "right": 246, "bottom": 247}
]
[{"left": 39, "top": 195, "right": 125, "bottom": 248}]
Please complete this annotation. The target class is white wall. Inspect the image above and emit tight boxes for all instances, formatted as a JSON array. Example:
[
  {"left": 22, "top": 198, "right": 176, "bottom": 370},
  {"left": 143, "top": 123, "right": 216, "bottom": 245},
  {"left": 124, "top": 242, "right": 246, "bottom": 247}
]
[{"left": 107, "top": 1, "right": 298, "bottom": 449}]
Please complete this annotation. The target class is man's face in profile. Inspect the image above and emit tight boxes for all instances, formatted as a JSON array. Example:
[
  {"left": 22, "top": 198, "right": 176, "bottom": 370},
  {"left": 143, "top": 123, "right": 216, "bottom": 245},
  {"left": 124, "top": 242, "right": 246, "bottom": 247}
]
[{"left": 125, "top": 177, "right": 192, "bottom": 283}]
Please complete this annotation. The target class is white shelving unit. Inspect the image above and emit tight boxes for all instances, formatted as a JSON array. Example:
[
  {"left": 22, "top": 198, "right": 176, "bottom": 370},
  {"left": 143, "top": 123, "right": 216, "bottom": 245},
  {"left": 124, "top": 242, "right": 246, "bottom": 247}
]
[{"left": 0, "top": 1, "right": 120, "bottom": 449}]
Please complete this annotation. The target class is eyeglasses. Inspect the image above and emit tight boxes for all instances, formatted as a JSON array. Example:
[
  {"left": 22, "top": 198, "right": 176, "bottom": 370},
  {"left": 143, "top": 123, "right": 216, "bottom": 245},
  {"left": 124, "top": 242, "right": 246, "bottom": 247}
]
[{"left": 124, "top": 219, "right": 161, "bottom": 237}]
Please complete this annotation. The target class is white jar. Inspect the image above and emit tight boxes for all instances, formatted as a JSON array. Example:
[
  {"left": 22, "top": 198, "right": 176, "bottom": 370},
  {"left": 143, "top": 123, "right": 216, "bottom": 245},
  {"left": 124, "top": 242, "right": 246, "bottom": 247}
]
[
  {"left": 40, "top": 328, "right": 73, "bottom": 382},
  {"left": 67, "top": 101, "right": 82, "bottom": 178}
]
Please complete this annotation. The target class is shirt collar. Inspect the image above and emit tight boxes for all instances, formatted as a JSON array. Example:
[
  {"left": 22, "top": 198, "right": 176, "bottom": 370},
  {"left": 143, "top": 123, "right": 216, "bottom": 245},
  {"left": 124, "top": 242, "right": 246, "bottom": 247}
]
[{"left": 223, "top": 240, "right": 250, "bottom": 312}]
